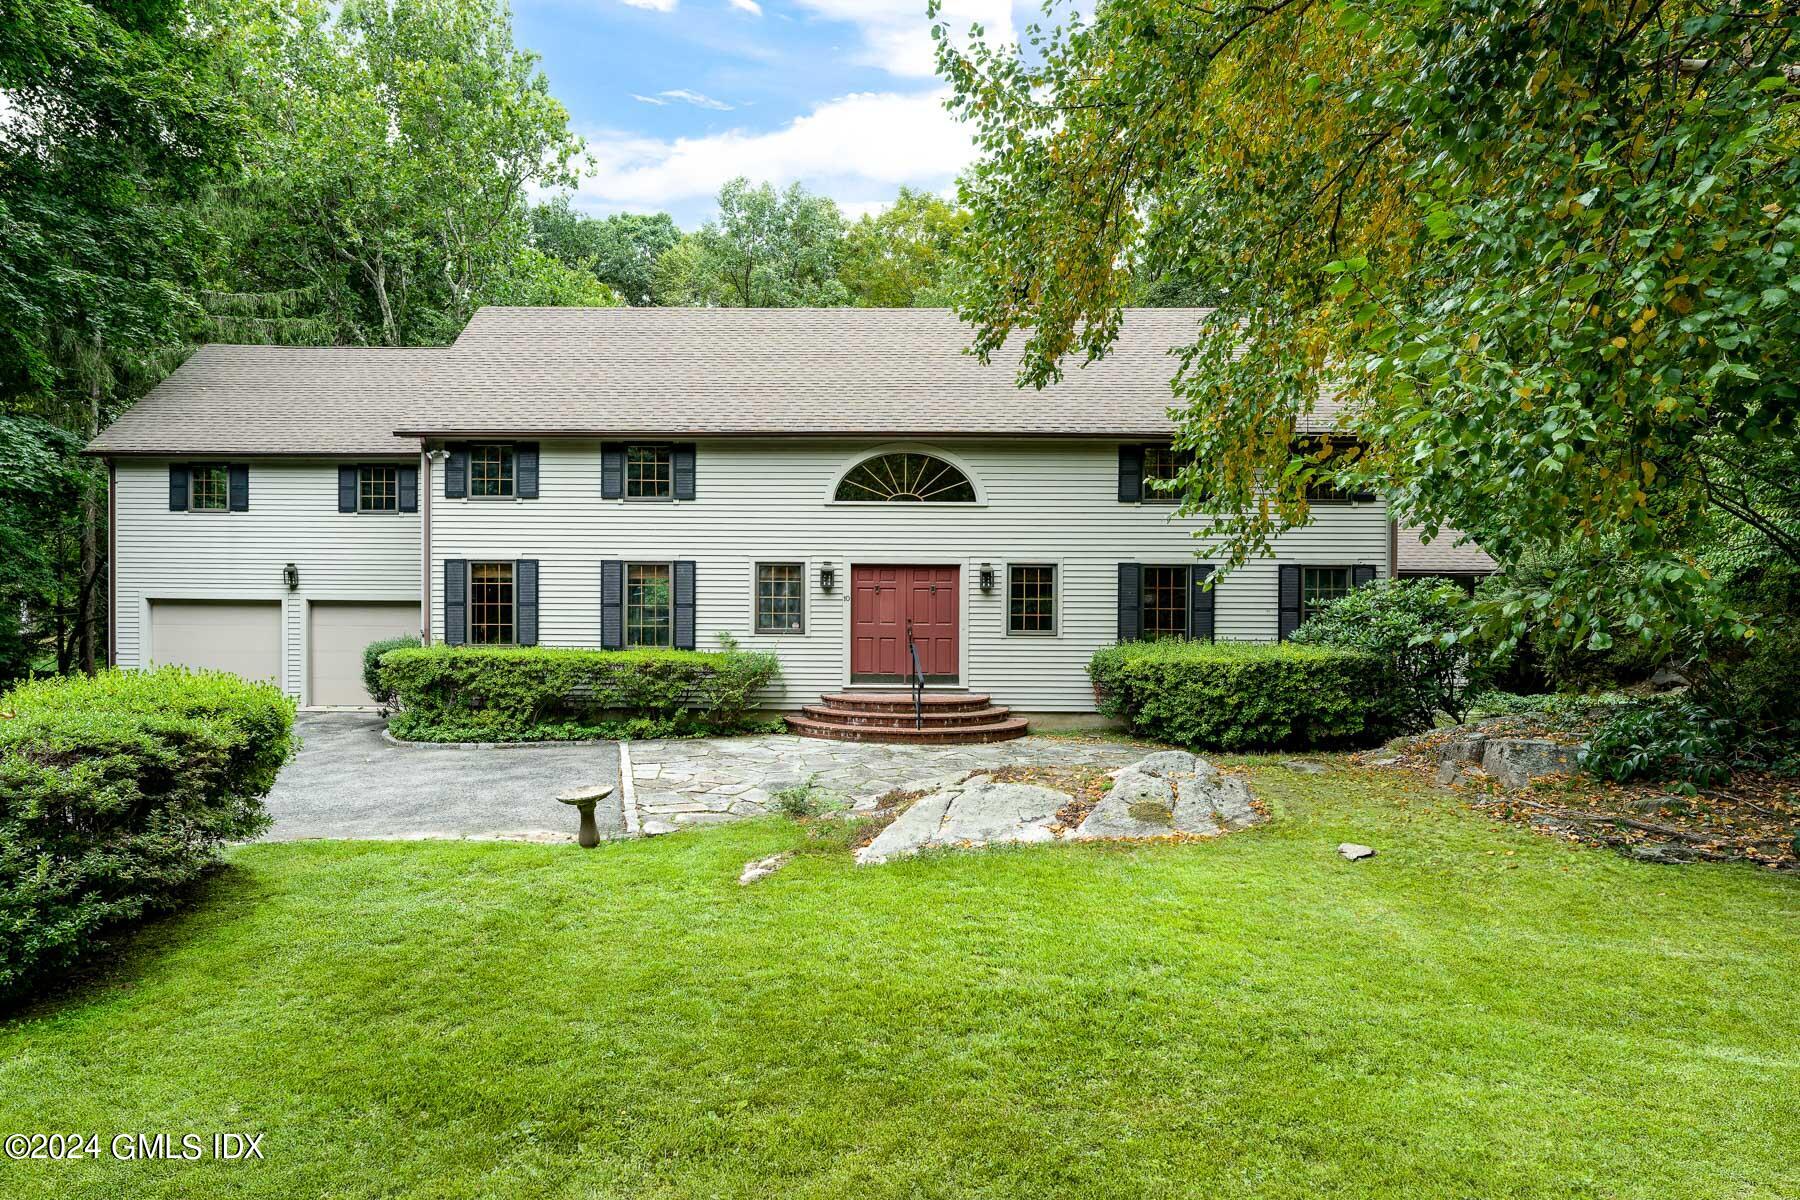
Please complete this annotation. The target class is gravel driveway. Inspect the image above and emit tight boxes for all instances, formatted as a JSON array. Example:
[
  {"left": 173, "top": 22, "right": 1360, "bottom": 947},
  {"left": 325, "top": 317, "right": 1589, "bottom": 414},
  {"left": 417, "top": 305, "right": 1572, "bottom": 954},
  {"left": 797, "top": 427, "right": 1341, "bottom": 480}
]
[{"left": 263, "top": 712, "right": 623, "bottom": 842}]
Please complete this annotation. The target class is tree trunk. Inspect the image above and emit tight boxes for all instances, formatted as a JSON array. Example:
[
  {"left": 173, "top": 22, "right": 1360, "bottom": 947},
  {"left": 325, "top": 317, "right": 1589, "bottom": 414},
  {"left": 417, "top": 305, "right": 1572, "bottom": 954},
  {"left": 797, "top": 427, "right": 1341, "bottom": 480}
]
[{"left": 77, "top": 340, "right": 104, "bottom": 674}]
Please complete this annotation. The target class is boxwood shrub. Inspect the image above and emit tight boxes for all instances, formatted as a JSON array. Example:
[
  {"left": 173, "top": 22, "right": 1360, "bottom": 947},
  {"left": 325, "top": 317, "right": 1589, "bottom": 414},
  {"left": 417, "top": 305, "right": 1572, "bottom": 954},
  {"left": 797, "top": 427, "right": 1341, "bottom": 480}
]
[
  {"left": 362, "top": 634, "right": 421, "bottom": 708},
  {"left": 379, "top": 644, "right": 782, "bottom": 742},
  {"left": 1, "top": 668, "right": 296, "bottom": 1002},
  {"left": 1088, "top": 640, "right": 1404, "bottom": 750}
]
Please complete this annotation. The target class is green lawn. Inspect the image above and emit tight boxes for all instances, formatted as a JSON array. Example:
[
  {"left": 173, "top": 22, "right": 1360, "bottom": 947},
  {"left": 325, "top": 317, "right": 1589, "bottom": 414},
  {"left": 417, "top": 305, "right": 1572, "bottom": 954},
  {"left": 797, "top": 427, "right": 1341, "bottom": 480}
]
[{"left": 3, "top": 759, "right": 1796, "bottom": 1199}]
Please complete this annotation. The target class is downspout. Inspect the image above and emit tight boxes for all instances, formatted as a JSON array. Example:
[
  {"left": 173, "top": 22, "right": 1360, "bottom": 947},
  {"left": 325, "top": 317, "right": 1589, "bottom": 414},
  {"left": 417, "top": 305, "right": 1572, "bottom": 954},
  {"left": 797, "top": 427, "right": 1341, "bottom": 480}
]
[
  {"left": 1387, "top": 512, "right": 1399, "bottom": 580},
  {"left": 420, "top": 444, "right": 432, "bottom": 645},
  {"left": 107, "top": 459, "right": 117, "bottom": 668}
]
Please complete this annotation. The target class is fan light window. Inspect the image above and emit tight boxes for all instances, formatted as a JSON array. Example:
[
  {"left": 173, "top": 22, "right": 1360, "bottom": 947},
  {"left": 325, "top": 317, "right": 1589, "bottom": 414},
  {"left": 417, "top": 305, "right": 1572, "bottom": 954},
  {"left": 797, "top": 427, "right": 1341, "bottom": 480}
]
[{"left": 834, "top": 453, "right": 975, "bottom": 503}]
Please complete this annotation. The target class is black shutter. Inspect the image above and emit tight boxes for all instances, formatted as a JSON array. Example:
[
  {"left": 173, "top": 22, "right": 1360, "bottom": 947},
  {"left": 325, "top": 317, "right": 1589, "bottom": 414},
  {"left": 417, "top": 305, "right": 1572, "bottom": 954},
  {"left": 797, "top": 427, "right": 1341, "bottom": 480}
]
[
  {"left": 169, "top": 465, "right": 189, "bottom": 511},
  {"left": 600, "top": 443, "right": 623, "bottom": 499},
  {"left": 445, "top": 445, "right": 468, "bottom": 498},
  {"left": 1190, "top": 565, "right": 1216, "bottom": 642},
  {"left": 600, "top": 560, "right": 623, "bottom": 649},
  {"left": 516, "top": 442, "right": 539, "bottom": 499},
  {"left": 673, "top": 560, "right": 696, "bottom": 649},
  {"left": 444, "top": 560, "right": 467, "bottom": 646},
  {"left": 1352, "top": 564, "right": 1377, "bottom": 589},
  {"left": 228, "top": 464, "right": 249, "bottom": 511},
  {"left": 398, "top": 465, "right": 418, "bottom": 513},
  {"left": 1118, "top": 445, "right": 1143, "bottom": 502},
  {"left": 1278, "top": 564, "right": 1303, "bottom": 640},
  {"left": 673, "top": 444, "right": 696, "bottom": 501},
  {"left": 338, "top": 466, "right": 359, "bottom": 513},
  {"left": 516, "top": 559, "right": 539, "bottom": 646},
  {"left": 1350, "top": 489, "right": 1379, "bottom": 503},
  {"left": 1117, "top": 563, "right": 1141, "bottom": 641}
]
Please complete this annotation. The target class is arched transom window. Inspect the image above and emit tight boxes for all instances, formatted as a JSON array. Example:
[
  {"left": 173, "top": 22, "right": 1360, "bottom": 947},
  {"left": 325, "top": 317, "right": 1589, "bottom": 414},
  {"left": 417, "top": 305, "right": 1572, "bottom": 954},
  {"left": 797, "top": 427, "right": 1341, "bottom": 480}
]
[{"left": 834, "top": 452, "right": 977, "bottom": 503}]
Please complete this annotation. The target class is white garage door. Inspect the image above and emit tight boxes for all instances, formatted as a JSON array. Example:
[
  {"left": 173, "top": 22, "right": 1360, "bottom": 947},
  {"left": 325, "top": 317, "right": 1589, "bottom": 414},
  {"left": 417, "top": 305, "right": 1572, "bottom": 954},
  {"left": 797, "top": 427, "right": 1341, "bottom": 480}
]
[
  {"left": 309, "top": 601, "right": 420, "bottom": 707},
  {"left": 149, "top": 601, "right": 282, "bottom": 684}
]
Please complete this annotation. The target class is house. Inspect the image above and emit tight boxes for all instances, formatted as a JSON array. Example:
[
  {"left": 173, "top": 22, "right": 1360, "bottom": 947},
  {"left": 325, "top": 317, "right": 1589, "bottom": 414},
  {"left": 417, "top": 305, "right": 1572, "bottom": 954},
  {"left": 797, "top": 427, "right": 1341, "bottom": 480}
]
[
  {"left": 88, "top": 307, "right": 1394, "bottom": 739},
  {"left": 1397, "top": 523, "right": 1497, "bottom": 592}
]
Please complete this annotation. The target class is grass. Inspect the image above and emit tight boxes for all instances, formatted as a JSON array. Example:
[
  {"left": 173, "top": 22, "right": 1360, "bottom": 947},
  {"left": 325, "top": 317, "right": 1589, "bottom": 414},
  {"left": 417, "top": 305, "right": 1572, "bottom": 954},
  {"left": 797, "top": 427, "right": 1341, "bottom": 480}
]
[{"left": 2, "top": 759, "right": 1797, "bottom": 1199}]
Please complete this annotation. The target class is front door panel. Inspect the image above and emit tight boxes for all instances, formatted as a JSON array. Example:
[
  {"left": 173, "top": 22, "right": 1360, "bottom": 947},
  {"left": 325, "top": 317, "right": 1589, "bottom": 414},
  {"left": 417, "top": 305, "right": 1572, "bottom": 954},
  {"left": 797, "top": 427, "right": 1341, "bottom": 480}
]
[{"left": 850, "top": 565, "right": 959, "bottom": 683}]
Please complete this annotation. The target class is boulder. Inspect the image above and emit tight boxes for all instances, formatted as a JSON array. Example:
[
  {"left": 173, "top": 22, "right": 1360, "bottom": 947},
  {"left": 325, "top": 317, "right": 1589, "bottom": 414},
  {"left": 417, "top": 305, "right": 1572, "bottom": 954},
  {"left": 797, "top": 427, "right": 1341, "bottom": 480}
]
[
  {"left": 935, "top": 777, "right": 1063, "bottom": 846},
  {"left": 1193, "top": 773, "right": 1258, "bottom": 832},
  {"left": 1071, "top": 769, "right": 1177, "bottom": 840},
  {"left": 738, "top": 853, "right": 792, "bottom": 886},
  {"left": 1338, "top": 843, "right": 1376, "bottom": 861},
  {"left": 1128, "top": 750, "right": 1200, "bottom": 779},
  {"left": 1480, "top": 738, "right": 1577, "bottom": 789},
  {"left": 854, "top": 788, "right": 957, "bottom": 865}
]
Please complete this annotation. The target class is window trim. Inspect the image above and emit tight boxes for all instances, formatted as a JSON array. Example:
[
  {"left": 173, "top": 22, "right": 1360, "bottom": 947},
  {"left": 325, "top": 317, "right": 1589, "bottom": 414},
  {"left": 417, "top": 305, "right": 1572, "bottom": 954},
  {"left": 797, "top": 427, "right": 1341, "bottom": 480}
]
[
  {"left": 466, "top": 560, "right": 517, "bottom": 645},
  {"left": 1300, "top": 564, "right": 1354, "bottom": 621},
  {"left": 357, "top": 463, "right": 400, "bottom": 514},
  {"left": 1005, "top": 562, "right": 1059, "bottom": 637},
  {"left": 1138, "top": 444, "right": 1188, "bottom": 505},
  {"left": 824, "top": 444, "right": 987, "bottom": 506},
  {"left": 752, "top": 561, "right": 807, "bottom": 636},
  {"left": 1139, "top": 563, "right": 1192, "bottom": 641},
  {"left": 622, "top": 442, "right": 676, "bottom": 502},
  {"left": 624, "top": 560, "right": 675, "bottom": 649},
  {"left": 186, "top": 462, "right": 231, "bottom": 513},
  {"left": 467, "top": 442, "right": 517, "bottom": 500}
]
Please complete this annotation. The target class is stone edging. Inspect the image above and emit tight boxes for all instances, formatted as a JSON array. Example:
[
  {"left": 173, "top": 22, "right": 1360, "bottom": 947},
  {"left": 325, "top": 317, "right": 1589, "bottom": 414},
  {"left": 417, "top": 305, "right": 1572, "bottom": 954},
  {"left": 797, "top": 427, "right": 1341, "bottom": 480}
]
[
  {"left": 379, "top": 728, "right": 617, "bottom": 751},
  {"left": 618, "top": 741, "right": 641, "bottom": 836}
]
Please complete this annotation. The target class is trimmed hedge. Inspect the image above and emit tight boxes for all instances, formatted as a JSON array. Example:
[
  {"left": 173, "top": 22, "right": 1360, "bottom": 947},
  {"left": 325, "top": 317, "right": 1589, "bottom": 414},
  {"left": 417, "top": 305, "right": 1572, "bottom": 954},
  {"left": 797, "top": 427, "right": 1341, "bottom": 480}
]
[
  {"left": 1, "top": 668, "right": 296, "bottom": 1001},
  {"left": 362, "top": 634, "right": 421, "bottom": 708},
  {"left": 379, "top": 645, "right": 782, "bottom": 742},
  {"left": 1088, "top": 640, "right": 1403, "bottom": 750}
]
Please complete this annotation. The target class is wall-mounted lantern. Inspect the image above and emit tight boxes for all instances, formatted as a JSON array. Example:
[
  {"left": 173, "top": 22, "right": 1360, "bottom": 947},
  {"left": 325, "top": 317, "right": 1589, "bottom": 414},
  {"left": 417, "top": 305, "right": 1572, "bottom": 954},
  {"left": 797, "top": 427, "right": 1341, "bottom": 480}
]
[
  {"left": 284, "top": 562, "right": 300, "bottom": 592},
  {"left": 819, "top": 563, "right": 836, "bottom": 593},
  {"left": 979, "top": 563, "right": 996, "bottom": 593}
]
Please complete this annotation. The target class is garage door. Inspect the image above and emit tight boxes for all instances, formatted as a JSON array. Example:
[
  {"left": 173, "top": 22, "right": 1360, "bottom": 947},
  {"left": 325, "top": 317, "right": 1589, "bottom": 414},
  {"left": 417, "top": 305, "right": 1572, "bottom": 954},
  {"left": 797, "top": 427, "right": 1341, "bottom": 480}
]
[
  {"left": 309, "top": 601, "right": 420, "bottom": 706},
  {"left": 149, "top": 601, "right": 282, "bottom": 684}
]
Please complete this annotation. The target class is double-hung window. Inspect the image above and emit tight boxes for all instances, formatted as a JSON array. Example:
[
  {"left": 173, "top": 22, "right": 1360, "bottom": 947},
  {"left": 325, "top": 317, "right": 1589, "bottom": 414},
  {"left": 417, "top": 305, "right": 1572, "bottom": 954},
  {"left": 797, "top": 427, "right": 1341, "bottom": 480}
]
[
  {"left": 1301, "top": 566, "right": 1352, "bottom": 620},
  {"left": 1008, "top": 565, "right": 1056, "bottom": 634},
  {"left": 1141, "top": 565, "right": 1191, "bottom": 639},
  {"left": 754, "top": 563, "right": 805, "bottom": 634},
  {"left": 358, "top": 465, "right": 398, "bottom": 512},
  {"left": 626, "top": 445, "right": 673, "bottom": 499},
  {"left": 189, "top": 464, "right": 230, "bottom": 512},
  {"left": 626, "top": 563, "right": 673, "bottom": 647},
  {"left": 1141, "top": 445, "right": 1186, "bottom": 504},
  {"left": 469, "top": 562, "right": 515, "bottom": 644},
  {"left": 470, "top": 444, "right": 515, "bottom": 498}
]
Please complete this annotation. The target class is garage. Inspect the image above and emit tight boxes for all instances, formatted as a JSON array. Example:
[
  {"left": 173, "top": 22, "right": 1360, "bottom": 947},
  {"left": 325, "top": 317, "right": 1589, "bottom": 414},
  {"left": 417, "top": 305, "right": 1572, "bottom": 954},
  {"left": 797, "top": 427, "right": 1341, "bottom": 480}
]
[
  {"left": 308, "top": 601, "right": 420, "bottom": 706},
  {"left": 149, "top": 600, "right": 282, "bottom": 684}
]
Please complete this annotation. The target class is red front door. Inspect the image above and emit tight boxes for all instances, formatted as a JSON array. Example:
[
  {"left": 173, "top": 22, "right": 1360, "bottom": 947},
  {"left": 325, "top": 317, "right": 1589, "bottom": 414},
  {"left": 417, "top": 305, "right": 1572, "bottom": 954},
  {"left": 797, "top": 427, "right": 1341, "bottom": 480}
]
[{"left": 850, "top": 565, "right": 959, "bottom": 682}]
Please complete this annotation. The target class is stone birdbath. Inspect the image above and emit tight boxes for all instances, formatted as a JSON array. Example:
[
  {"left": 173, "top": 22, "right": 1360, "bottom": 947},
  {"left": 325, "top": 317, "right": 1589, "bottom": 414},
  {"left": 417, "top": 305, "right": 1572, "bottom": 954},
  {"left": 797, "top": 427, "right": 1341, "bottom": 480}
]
[{"left": 557, "top": 784, "right": 614, "bottom": 848}]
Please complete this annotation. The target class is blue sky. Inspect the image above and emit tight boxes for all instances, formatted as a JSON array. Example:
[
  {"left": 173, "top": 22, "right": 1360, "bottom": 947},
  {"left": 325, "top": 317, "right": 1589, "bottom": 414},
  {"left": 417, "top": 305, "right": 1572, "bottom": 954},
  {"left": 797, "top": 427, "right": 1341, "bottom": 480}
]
[{"left": 512, "top": 0, "right": 1071, "bottom": 227}]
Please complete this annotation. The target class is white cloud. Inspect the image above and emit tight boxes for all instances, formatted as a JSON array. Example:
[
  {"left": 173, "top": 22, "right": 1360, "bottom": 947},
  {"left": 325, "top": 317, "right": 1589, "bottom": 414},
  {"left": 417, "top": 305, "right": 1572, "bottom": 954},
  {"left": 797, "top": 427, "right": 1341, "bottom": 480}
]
[
  {"left": 728, "top": 0, "right": 762, "bottom": 14},
  {"left": 576, "top": 89, "right": 975, "bottom": 218},
  {"left": 619, "top": 0, "right": 678, "bottom": 11},
  {"left": 791, "top": 0, "right": 1014, "bottom": 78},
  {"left": 659, "top": 88, "right": 734, "bottom": 110}
]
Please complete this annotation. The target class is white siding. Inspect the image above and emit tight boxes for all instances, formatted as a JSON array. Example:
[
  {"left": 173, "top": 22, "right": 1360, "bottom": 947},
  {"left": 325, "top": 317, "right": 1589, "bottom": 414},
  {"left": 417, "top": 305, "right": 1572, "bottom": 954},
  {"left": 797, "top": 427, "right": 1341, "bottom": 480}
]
[
  {"left": 113, "top": 459, "right": 421, "bottom": 702},
  {"left": 430, "top": 440, "right": 1391, "bottom": 712}
]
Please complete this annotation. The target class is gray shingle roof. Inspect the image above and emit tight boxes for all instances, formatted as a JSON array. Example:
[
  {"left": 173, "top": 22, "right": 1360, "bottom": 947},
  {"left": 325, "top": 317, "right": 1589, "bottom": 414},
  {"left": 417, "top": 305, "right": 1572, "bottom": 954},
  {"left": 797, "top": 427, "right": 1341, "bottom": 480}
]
[
  {"left": 89, "top": 307, "right": 1348, "bottom": 454},
  {"left": 1398, "top": 525, "right": 1497, "bottom": 575},
  {"left": 87, "top": 344, "right": 442, "bottom": 456}
]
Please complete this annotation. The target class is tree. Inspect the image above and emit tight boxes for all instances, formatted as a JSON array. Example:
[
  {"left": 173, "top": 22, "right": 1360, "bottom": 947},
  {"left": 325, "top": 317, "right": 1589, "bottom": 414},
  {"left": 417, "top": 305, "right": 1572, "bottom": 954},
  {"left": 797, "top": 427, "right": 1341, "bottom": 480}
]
[
  {"left": 839, "top": 187, "right": 969, "bottom": 307},
  {"left": 225, "top": 0, "right": 584, "bottom": 345},
  {"left": 1, "top": 0, "right": 244, "bottom": 673},
  {"left": 662, "top": 178, "right": 848, "bottom": 307},
  {"left": 936, "top": 0, "right": 1800, "bottom": 658},
  {"left": 529, "top": 199, "right": 680, "bottom": 305}
]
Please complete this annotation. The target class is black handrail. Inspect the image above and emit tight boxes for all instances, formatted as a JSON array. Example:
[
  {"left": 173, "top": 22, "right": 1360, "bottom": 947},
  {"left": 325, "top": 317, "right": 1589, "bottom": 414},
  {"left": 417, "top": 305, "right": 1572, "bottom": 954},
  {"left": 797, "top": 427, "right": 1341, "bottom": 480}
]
[{"left": 904, "top": 618, "right": 924, "bottom": 731}]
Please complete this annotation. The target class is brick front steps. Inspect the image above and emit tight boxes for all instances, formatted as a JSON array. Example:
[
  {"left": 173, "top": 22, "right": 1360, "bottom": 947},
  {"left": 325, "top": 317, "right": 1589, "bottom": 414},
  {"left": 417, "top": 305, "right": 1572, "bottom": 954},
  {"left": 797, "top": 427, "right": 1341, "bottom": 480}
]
[{"left": 784, "top": 692, "right": 1029, "bottom": 744}]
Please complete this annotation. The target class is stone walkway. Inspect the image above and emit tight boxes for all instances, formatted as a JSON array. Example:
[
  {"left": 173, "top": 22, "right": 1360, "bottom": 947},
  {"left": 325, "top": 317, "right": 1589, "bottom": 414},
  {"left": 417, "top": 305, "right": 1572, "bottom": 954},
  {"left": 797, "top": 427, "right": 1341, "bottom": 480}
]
[{"left": 627, "top": 733, "right": 1155, "bottom": 831}]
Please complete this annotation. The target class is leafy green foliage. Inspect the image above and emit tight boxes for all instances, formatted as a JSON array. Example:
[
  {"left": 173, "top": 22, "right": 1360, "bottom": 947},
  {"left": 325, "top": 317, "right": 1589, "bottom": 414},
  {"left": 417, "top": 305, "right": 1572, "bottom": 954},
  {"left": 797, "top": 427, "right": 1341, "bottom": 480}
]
[
  {"left": 839, "top": 187, "right": 970, "bottom": 307},
  {"left": 1088, "top": 640, "right": 1402, "bottom": 750},
  {"left": 380, "top": 645, "right": 781, "bottom": 742},
  {"left": 362, "top": 634, "right": 422, "bottom": 709},
  {"left": 655, "top": 178, "right": 848, "bottom": 307},
  {"left": 1290, "top": 578, "right": 1487, "bottom": 727},
  {"left": 1580, "top": 698, "right": 1738, "bottom": 792},
  {"left": 0, "top": 667, "right": 295, "bottom": 1000},
  {"left": 528, "top": 199, "right": 680, "bottom": 306},
  {"left": 936, "top": 0, "right": 1800, "bottom": 655}
]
